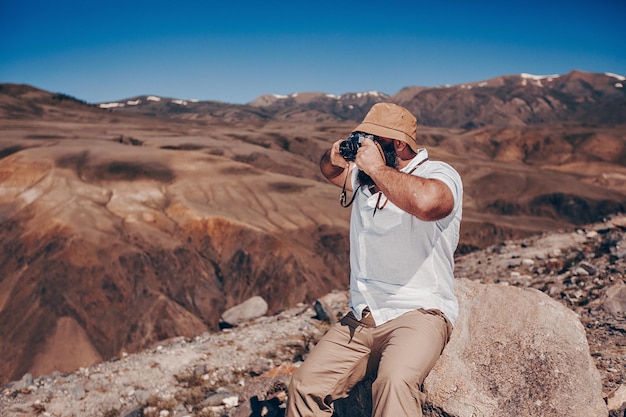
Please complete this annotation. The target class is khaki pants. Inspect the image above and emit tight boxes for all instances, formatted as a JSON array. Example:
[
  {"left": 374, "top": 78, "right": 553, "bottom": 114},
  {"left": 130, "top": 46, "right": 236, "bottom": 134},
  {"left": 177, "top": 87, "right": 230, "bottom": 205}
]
[{"left": 287, "top": 308, "right": 451, "bottom": 417}]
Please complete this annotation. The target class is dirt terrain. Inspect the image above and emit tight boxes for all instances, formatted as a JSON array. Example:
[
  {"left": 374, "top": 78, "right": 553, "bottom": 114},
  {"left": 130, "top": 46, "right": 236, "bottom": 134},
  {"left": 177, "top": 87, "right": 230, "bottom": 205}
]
[
  {"left": 0, "top": 76, "right": 624, "bottom": 387},
  {"left": 0, "top": 215, "right": 624, "bottom": 416}
]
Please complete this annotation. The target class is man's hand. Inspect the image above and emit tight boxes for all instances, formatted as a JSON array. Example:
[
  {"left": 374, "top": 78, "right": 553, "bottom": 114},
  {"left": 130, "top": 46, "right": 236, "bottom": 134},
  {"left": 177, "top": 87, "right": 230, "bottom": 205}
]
[
  {"left": 320, "top": 139, "right": 353, "bottom": 189},
  {"left": 330, "top": 139, "right": 350, "bottom": 170},
  {"left": 355, "top": 138, "right": 386, "bottom": 177}
]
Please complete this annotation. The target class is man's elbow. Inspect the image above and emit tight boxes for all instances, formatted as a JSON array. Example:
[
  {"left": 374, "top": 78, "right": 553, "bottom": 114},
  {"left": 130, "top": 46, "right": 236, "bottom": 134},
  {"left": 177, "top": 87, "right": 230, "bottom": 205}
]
[{"left": 411, "top": 194, "right": 454, "bottom": 222}]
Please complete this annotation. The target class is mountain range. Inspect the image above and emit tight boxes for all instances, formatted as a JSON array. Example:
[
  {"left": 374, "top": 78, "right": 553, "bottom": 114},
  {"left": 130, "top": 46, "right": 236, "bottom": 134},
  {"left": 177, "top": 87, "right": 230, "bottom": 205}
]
[
  {"left": 0, "top": 69, "right": 624, "bottom": 385},
  {"left": 91, "top": 70, "right": 626, "bottom": 127}
]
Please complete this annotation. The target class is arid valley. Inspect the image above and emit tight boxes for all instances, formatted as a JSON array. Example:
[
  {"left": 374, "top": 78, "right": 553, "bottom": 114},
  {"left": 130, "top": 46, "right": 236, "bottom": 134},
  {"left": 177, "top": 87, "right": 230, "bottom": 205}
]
[{"left": 1, "top": 70, "right": 625, "bottom": 415}]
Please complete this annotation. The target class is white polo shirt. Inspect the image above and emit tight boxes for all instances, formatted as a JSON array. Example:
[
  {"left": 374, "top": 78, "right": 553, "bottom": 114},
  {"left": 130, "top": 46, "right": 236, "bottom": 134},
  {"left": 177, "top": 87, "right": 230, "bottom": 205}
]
[{"left": 349, "top": 149, "right": 463, "bottom": 326}]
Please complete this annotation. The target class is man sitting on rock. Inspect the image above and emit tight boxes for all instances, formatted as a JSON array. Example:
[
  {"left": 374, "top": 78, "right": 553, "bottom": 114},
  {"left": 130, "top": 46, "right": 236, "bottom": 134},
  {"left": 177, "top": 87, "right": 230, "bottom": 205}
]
[{"left": 287, "top": 103, "right": 463, "bottom": 417}]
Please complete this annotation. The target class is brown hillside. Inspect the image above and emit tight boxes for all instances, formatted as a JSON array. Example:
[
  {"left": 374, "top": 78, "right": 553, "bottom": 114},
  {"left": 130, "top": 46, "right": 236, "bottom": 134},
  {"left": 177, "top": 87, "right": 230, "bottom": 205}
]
[{"left": 0, "top": 79, "right": 625, "bottom": 384}]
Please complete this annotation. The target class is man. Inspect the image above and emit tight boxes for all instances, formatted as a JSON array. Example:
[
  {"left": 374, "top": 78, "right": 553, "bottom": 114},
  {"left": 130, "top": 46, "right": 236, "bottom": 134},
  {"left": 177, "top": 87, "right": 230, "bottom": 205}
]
[{"left": 287, "top": 102, "right": 463, "bottom": 417}]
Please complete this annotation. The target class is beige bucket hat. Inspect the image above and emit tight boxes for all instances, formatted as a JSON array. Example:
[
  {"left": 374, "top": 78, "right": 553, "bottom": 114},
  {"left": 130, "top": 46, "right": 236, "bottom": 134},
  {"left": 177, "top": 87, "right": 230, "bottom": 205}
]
[{"left": 352, "top": 102, "right": 418, "bottom": 152}]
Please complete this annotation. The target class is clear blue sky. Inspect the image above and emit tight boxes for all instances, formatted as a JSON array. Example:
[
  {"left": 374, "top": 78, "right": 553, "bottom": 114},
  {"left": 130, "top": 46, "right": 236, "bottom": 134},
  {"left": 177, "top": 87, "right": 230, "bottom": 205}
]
[{"left": 1, "top": 0, "right": 624, "bottom": 104}]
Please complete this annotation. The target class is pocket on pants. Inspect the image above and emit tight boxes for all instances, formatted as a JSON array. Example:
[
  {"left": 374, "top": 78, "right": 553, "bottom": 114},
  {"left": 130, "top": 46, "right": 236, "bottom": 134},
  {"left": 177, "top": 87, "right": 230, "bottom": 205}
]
[{"left": 417, "top": 308, "right": 452, "bottom": 346}]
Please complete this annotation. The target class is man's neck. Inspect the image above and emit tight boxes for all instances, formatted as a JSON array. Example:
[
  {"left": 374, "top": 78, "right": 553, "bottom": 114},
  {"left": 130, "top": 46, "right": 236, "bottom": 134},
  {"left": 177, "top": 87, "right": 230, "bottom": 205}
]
[{"left": 397, "top": 151, "right": 420, "bottom": 170}]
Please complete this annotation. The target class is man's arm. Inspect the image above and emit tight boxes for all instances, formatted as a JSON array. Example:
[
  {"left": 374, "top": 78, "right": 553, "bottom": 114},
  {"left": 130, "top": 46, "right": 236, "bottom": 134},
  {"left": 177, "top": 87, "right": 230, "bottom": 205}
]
[
  {"left": 320, "top": 140, "right": 353, "bottom": 190},
  {"left": 357, "top": 139, "right": 454, "bottom": 221},
  {"left": 370, "top": 166, "right": 454, "bottom": 221}
]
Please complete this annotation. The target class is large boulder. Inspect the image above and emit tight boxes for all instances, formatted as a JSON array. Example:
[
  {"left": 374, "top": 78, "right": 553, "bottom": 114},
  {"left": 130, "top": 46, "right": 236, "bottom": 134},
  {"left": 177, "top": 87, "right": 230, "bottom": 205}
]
[
  {"left": 423, "top": 278, "right": 607, "bottom": 417},
  {"left": 334, "top": 278, "right": 607, "bottom": 417}
]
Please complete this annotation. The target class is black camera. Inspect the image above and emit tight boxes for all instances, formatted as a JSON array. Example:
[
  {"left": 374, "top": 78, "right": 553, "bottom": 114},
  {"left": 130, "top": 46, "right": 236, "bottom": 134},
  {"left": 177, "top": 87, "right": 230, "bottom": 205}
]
[{"left": 339, "top": 132, "right": 374, "bottom": 162}]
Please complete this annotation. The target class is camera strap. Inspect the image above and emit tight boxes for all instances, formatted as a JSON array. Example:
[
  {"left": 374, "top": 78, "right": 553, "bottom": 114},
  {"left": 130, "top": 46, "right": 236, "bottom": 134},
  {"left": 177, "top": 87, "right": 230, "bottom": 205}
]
[
  {"left": 340, "top": 167, "right": 357, "bottom": 208},
  {"left": 339, "top": 141, "right": 385, "bottom": 209}
]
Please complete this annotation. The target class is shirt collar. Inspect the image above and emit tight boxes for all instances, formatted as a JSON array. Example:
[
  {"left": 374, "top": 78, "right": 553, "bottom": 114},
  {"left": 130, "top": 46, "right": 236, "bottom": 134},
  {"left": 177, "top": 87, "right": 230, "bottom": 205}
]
[{"left": 401, "top": 148, "right": 429, "bottom": 173}]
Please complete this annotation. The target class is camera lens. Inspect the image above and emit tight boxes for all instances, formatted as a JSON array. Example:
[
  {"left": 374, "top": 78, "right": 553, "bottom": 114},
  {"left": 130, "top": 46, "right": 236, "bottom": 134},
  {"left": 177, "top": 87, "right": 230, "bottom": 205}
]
[
  {"left": 338, "top": 132, "right": 366, "bottom": 161},
  {"left": 339, "top": 140, "right": 355, "bottom": 161}
]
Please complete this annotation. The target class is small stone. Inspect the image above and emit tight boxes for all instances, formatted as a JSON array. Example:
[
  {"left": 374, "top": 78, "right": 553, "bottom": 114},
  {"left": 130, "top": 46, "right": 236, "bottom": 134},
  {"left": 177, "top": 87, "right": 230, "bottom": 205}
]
[
  {"left": 550, "top": 248, "right": 562, "bottom": 257},
  {"left": 611, "top": 248, "right": 626, "bottom": 260},
  {"left": 607, "top": 384, "right": 626, "bottom": 413},
  {"left": 508, "top": 260, "right": 521, "bottom": 268},
  {"left": 71, "top": 384, "right": 86, "bottom": 400},
  {"left": 220, "top": 296, "right": 269, "bottom": 327},
  {"left": 193, "top": 364, "right": 207, "bottom": 377},
  {"left": 222, "top": 395, "right": 239, "bottom": 408},
  {"left": 134, "top": 389, "right": 150, "bottom": 403},
  {"left": 603, "top": 281, "right": 626, "bottom": 317},
  {"left": 313, "top": 299, "right": 336, "bottom": 323},
  {"left": 123, "top": 407, "right": 144, "bottom": 417},
  {"left": 574, "top": 267, "right": 590, "bottom": 276},
  {"left": 578, "top": 261, "right": 597, "bottom": 275},
  {"left": 516, "top": 275, "right": 532, "bottom": 286},
  {"left": 15, "top": 373, "right": 34, "bottom": 391},
  {"left": 203, "top": 392, "right": 235, "bottom": 407}
]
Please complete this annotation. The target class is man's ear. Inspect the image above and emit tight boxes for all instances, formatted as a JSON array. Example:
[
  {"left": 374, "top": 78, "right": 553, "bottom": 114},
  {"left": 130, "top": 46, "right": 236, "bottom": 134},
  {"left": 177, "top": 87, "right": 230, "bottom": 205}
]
[{"left": 393, "top": 140, "right": 407, "bottom": 151}]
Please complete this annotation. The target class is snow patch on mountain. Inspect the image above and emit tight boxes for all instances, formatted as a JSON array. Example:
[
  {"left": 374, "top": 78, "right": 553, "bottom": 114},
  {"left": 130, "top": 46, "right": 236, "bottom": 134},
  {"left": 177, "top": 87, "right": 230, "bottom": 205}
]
[
  {"left": 99, "top": 102, "right": 124, "bottom": 109},
  {"left": 520, "top": 73, "right": 559, "bottom": 81},
  {"left": 520, "top": 73, "right": 559, "bottom": 87},
  {"left": 605, "top": 72, "right": 626, "bottom": 81},
  {"left": 351, "top": 91, "right": 384, "bottom": 99}
]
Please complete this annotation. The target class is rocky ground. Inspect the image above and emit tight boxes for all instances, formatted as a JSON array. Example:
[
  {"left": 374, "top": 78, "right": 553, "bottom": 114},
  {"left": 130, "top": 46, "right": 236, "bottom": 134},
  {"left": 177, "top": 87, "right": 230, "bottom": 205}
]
[
  {"left": 455, "top": 215, "right": 626, "bottom": 398},
  {"left": 1, "top": 215, "right": 625, "bottom": 417}
]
